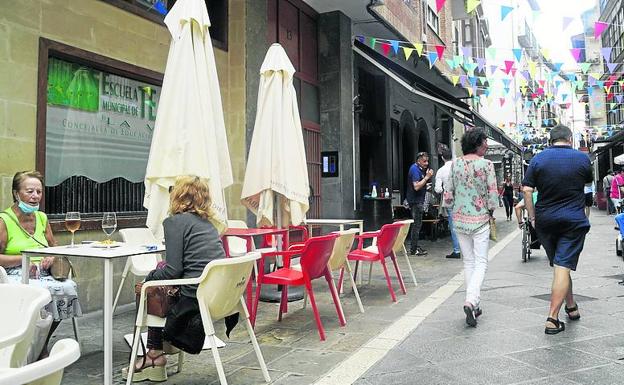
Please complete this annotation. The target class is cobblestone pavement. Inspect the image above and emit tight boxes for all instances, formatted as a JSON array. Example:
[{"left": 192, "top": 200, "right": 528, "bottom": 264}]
[
  {"left": 53, "top": 208, "right": 518, "bottom": 384},
  {"left": 355, "top": 209, "right": 624, "bottom": 385}
]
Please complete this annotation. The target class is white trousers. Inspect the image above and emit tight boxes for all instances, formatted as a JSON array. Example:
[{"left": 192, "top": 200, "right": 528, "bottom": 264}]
[{"left": 457, "top": 225, "right": 490, "bottom": 308}]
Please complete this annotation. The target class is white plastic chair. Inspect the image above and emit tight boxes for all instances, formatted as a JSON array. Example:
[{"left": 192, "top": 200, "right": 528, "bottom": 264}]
[
  {"left": 226, "top": 220, "right": 255, "bottom": 256},
  {"left": 113, "top": 228, "right": 162, "bottom": 314},
  {"left": 0, "top": 285, "right": 51, "bottom": 369},
  {"left": 363, "top": 220, "right": 417, "bottom": 287},
  {"left": 127, "top": 252, "right": 270, "bottom": 385},
  {"left": 0, "top": 339, "right": 80, "bottom": 385}
]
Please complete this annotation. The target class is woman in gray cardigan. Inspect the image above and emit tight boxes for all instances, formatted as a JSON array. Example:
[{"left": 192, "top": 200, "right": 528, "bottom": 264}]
[{"left": 124, "top": 175, "right": 226, "bottom": 383}]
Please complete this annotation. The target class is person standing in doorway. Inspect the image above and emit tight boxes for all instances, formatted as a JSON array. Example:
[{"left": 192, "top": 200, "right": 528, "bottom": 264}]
[
  {"left": 434, "top": 145, "right": 461, "bottom": 259},
  {"left": 501, "top": 178, "right": 514, "bottom": 221},
  {"left": 522, "top": 125, "right": 592, "bottom": 335},
  {"left": 603, "top": 170, "right": 614, "bottom": 215},
  {"left": 407, "top": 152, "right": 434, "bottom": 256},
  {"left": 443, "top": 129, "right": 498, "bottom": 327},
  {"left": 610, "top": 168, "right": 624, "bottom": 214},
  {"left": 584, "top": 182, "right": 594, "bottom": 218}
]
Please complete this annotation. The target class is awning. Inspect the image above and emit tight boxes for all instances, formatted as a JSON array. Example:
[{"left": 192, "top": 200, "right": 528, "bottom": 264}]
[
  {"left": 593, "top": 130, "right": 624, "bottom": 156},
  {"left": 472, "top": 110, "right": 523, "bottom": 154},
  {"left": 354, "top": 40, "right": 522, "bottom": 155}
]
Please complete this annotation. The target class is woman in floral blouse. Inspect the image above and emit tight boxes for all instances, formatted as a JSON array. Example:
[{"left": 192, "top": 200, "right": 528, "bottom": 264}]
[{"left": 443, "top": 128, "right": 499, "bottom": 327}]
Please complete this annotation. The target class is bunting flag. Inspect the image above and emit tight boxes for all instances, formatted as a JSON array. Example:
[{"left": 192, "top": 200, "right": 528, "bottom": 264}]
[
  {"left": 445, "top": 58, "right": 456, "bottom": 69},
  {"left": 540, "top": 48, "right": 551, "bottom": 61},
  {"left": 501, "top": 5, "right": 513, "bottom": 21},
  {"left": 570, "top": 48, "right": 582, "bottom": 62},
  {"left": 528, "top": 60, "right": 537, "bottom": 78},
  {"left": 427, "top": 51, "right": 439, "bottom": 68},
  {"left": 552, "top": 63, "right": 563, "bottom": 73},
  {"left": 414, "top": 42, "right": 424, "bottom": 56},
  {"left": 451, "top": 75, "right": 460, "bottom": 86},
  {"left": 390, "top": 40, "right": 399, "bottom": 54},
  {"left": 356, "top": 35, "right": 365, "bottom": 44},
  {"left": 435, "top": 45, "right": 446, "bottom": 60},
  {"left": 499, "top": 98, "right": 506, "bottom": 107},
  {"left": 467, "top": 0, "right": 480, "bottom": 14},
  {"left": 370, "top": 37, "right": 377, "bottom": 48},
  {"left": 476, "top": 57, "right": 486, "bottom": 72},
  {"left": 486, "top": 47, "right": 497, "bottom": 61},
  {"left": 607, "top": 62, "right": 618, "bottom": 73},
  {"left": 461, "top": 46, "right": 472, "bottom": 57},
  {"left": 381, "top": 42, "right": 391, "bottom": 56},
  {"left": 435, "top": 0, "right": 446, "bottom": 12},
  {"left": 454, "top": 55, "right": 463, "bottom": 66},
  {"left": 562, "top": 16, "right": 574, "bottom": 31},
  {"left": 503, "top": 60, "right": 514, "bottom": 75},
  {"left": 595, "top": 21, "right": 608, "bottom": 38},
  {"left": 601, "top": 47, "right": 613, "bottom": 62},
  {"left": 512, "top": 48, "right": 522, "bottom": 62},
  {"left": 403, "top": 47, "right": 415, "bottom": 60}
]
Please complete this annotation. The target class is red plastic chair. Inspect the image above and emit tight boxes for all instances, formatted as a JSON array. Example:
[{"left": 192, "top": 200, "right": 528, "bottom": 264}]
[
  {"left": 252, "top": 233, "right": 345, "bottom": 341},
  {"left": 346, "top": 222, "right": 406, "bottom": 302}
]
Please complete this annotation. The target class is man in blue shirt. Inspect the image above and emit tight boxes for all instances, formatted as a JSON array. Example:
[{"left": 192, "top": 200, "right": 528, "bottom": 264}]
[
  {"left": 522, "top": 125, "right": 592, "bottom": 335},
  {"left": 407, "top": 152, "right": 434, "bottom": 255}
]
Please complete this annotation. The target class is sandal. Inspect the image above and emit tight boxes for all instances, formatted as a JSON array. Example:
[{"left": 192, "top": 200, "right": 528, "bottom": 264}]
[
  {"left": 544, "top": 317, "right": 565, "bottom": 335},
  {"left": 122, "top": 352, "right": 167, "bottom": 382},
  {"left": 564, "top": 304, "right": 581, "bottom": 321}
]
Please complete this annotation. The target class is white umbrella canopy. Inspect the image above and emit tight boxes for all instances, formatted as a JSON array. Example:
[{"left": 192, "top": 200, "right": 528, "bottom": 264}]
[
  {"left": 144, "top": 0, "right": 233, "bottom": 239},
  {"left": 241, "top": 43, "right": 310, "bottom": 227},
  {"left": 615, "top": 153, "right": 624, "bottom": 165}
]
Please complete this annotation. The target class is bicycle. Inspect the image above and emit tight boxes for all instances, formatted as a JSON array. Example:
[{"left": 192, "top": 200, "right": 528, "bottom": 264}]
[{"left": 521, "top": 219, "right": 541, "bottom": 263}]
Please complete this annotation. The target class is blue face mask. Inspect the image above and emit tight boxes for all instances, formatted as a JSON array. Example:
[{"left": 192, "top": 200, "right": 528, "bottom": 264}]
[{"left": 18, "top": 199, "right": 39, "bottom": 214}]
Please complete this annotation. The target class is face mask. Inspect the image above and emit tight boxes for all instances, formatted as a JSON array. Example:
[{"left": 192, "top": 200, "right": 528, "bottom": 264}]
[{"left": 18, "top": 199, "right": 39, "bottom": 214}]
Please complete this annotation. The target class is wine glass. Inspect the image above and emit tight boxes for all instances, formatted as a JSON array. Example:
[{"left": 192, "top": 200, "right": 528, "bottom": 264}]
[
  {"left": 65, "top": 212, "right": 81, "bottom": 248},
  {"left": 102, "top": 212, "right": 117, "bottom": 247}
]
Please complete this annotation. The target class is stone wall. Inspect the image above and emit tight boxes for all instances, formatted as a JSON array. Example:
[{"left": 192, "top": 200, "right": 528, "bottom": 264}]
[{"left": 0, "top": 0, "right": 246, "bottom": 312}]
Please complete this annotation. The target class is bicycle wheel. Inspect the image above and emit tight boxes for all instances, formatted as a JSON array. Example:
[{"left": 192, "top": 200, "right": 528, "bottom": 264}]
[{"left": 522, "top": 224, "right": 529, "bottom": 262}]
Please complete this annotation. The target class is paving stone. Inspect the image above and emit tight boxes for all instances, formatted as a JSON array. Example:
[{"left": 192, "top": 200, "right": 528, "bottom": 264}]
[
  {"left": 506, "top": 346, "right": 612, "bottom": 374},
  {"left": 560, "top": 334, "right": 624, "bottom": 361},
  {"left": 437, "top": 355, "right": 550, "bottom": 385},
  {"left": 563, "top": 363, "right": 624, "bottom": 385},
  {"left": 357, "top": 365, "right": 470, "bottom": 385},
  {"left": 268, "top": 349, "right": 348, "bottom": 376}
]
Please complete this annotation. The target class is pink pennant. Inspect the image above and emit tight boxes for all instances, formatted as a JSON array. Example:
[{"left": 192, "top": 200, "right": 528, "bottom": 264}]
[
  {"left": 510, "top": 68, "right": 517, "bottom": 77},
  {"left": 503, "top": 60, "right": 514, "bottom": 75},
  {"left": 569, "top": 48, "right": 582, "bottom": 62},
  {"left": 595, "top": 21, "right": 608, "bottom": 38},
  {"left": 499, "top": 98, "right": 506, "bottom": 107},
  {"left": 381, "top": 42, "right": 391, "bottom": 56},
  {"left": 435, "top": 0, "right": 446, "bottom": 12},
  {"left": 435, "top": 45, "right": 446, "bottom": 59}
]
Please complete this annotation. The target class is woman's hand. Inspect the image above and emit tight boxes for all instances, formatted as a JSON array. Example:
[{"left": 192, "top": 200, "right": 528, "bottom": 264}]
[{"left": 40, "top": 256, "right": 55, "bottom": 270}]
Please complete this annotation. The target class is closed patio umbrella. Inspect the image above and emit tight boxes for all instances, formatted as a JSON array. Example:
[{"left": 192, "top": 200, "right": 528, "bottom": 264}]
[
  {"left": 144, "top": 0, "right": 232, "bottom": 239},
  {"left": 241, "top": 43, "right": 309, "bottom": 228}
]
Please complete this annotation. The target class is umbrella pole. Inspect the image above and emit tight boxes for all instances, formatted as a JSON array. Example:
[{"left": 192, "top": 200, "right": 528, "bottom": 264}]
[{"left": 259, "top": 194, "right": 304, "bottom": 303}]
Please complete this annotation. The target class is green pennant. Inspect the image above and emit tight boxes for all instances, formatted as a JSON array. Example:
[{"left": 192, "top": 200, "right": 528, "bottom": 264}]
[
  {"left": 369, "top": 37, "right": 377, "bottom": 48},
  {"left": 486, "top": 47, "right": 497, "bottom": 61},
  {"left": 579, "top": 62, "right": 591, "bottom": 73}
]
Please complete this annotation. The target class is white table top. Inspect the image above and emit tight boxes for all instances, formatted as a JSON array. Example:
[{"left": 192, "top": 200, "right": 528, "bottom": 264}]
[
  {"left": 303, "top": 219, "right": 363, "bottom": 225},
  {"left": 21, "top": 243, "right": 165, "bottom": 260}
]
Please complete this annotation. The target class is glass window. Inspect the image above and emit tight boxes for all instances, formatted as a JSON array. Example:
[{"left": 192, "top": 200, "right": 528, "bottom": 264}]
[
  {"left": 44, "top": 56, "right": 161, "bottom": 215},
  {"left": 427, "top": 6, "right": 440, "bottom": 34}
]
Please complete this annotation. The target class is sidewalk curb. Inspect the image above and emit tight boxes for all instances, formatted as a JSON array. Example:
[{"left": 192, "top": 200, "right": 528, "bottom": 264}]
[{"left": 313, "top": 228, "right": 520, "bottom": 385}]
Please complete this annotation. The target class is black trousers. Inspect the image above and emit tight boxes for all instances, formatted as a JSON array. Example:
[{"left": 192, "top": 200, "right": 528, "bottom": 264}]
[
  {"left": 409, "top": 203, "right": 424, "bottom": 251},
  {"left": 502, "top": 195, "right": 513, "bottom": 218}
]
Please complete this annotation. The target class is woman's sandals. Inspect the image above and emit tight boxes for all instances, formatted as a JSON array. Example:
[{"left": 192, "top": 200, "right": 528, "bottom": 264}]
[
  {"left": 122, "top": 352, "right": 167, "bottom": 382},
  {"left": 544, "top": 317, "right": 565, "bottom": 335}
]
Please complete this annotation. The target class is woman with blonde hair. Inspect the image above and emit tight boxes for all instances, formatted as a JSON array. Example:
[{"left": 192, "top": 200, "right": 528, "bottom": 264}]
[{"left": 124, "top": 175, "right": 226, "bottom": 382}]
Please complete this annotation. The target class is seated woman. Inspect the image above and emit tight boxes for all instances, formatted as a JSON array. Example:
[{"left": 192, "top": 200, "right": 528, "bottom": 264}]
[
  {"left": 0, "top": 170, "right": 82, "bottom": 360},
  {"left": 124, "top": 175, "right": 227, "bottom": 383}
]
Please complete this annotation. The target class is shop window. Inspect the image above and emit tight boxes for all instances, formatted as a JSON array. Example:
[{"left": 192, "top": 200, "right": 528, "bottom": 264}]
[
  {"left": 426, "top": 5, "right": 440, "bottom": 35},
  {"left": 100, "top": 0, "right": 228, "bottom": 50},
  {"left": 37, "top": 39, "right": 164, "bottom": 229}
]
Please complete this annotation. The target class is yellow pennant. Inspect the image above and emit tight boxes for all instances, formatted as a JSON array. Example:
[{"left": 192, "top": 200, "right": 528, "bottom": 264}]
[
  {"left": 403, "top": 47, "right": 415, "bottom": 60},
  {"left": 451, "top": 75, "right": 460, "bottom": 86},
  {"left": 540, "top": 48, "right": 550, "bottom": 61},
  {"left": 528, "top": 61, "right": 537, "bottom": 79},
  {"left": 414, "top": 42, "right": 424, "bottom": 56},
  {"left": 466, "top": 0, "right": 481, "bottom": 13}
]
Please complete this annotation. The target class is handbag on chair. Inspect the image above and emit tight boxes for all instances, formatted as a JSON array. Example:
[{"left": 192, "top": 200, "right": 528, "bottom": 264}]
[{"left": 135, "top": 283, "right": 180, "bottom": 318}]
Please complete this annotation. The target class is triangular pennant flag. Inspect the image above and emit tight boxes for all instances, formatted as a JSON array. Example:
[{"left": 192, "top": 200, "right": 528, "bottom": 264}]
[
  {"left": 503, "top": 60, "right": 515, "bottom": 75},
  {"left": 502, "top": 78, "right": 512, "bottom": 88},
  {"left": 370, "top": 37, "right": 377, "bottom": 48},
  {"left": 616, "top": 95, "right": 623, "bottom": 104},
  {"left": 356, "top": 35, "right": 365, "bottom": 44},
  {"left": 435, "top": 45, "right": 446, "bottom": 59},
  {"left": 552, "top": 63, "right": 563, "bottom": 73},
  {"left": 562, "top": 94, "right": 568, "bottom": 101},
  {"left": 390, "top": 40, "right": 400, "bottom": 54},
  {"left": 381, "top": 42, "right": 391, "bottom": 56},
  {"left": 489, "top": 65, "right": 498, "bottom": 75},
  {"left": 570, "top": 48, "right": 582, "bottom": 62},
  {"left": 427, "top": 51, "right": 439, "bottom": 67},
  {"left": 476, "top": 57, "right": 486, "bottom": 72},
  {"left": 403, "top": 47, "right": 415, "bottom": 60},
  {"left": 555, "top": 80, "right": 563, "bottom": 88},
  {"left": 521, "top": 70, "right": 531, "bottom": 81},
  {"left": 461, "top": 46, "right": 472, "bottom": 58},
  {"left": 607, "top": 62, "right": 618, "bottom": 73},
  {"left": 540, "top": 48, "right": 551, "bottom": 61},
  {"left": 414, "top": 42, "right": 424, "bottom": 56},
  {"left": 601, "top": 47, "right": 613, "bottom": 62},
  {"left": 501, "top": 5, "right": 514, "bottom": 21},
  {"left": 562, "top": 16, "right": 574, "bottom": 31},
  {"left": 467, "top": 0, "right": 480, "bottom": 14},
  {"left": 597, "top": 80, "right": 605, "bottom": 88},
  {"left": 446, "top": 58, "right": 456, "bottom": 69},
  {"left": 435, "top": 0, "right": 446, "bottom": 12},
  {"left": 619, "top": 80, "right": 624, "bottom": 87},
  {"left": 499, "top": 98, "right": 506, "bottom": 107},
  {"left": 595, "top": 21, "right": 608, "bottom": 38},
  {"left": 577, "top": 62, "right": 589, "bottom": 74},
  {"left": 451, "top": 75, "right": 460, "bottom": 86},
  {"left": 467, "top": 87, "right": 473, "bottom": 97},
  {"left": 486, "top": 47, "right": 497, "bottom": 61},
  {"left": 459, "top": 75, "right": 467, "bottom": 86},
  {"left": 528, "top": 60, "right": 537, "bottom": 78},
  {"left": 468, "top": 76, "right": 477, "bottom": 87},
  {"left": 512, "top": 48, "right": 522, "bottom": 62}
]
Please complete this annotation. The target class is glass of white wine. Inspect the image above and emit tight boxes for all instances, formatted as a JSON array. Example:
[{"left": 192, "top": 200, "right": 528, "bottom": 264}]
[
  {"left": 65, "top": 212, "right": 81, "bottom": 248},
  {"left": 101, "top": 212, "right": 117, "bottom": 248}
]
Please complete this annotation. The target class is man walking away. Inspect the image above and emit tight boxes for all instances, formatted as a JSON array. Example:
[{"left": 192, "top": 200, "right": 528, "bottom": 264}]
[
  {"left": 522, "top": 125, "right": 592, "bottom": 335},
  {"left": 434, "top": 145, "right": 461, "bottom": 259},
  {"left": 407, "top": 152, "right": 434, "bottom": 255},
  {"left": 603, "top": 170, "right": 614, "bottom": 215}
]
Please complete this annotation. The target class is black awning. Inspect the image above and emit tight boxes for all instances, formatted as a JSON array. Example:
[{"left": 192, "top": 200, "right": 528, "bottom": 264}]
[{"left": 594, "top": 130, "right": 624, "bottom": 156}]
